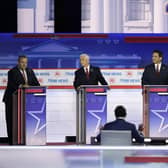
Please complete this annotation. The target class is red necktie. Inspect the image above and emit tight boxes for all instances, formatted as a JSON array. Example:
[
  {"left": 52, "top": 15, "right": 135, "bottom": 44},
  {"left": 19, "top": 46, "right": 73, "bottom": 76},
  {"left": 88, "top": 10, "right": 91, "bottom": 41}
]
[
  {"left": 156, "top": 64, "right": 160, "bottom": 75},
  {"left": 86, "top": 67, "right": 89, "bottom": 80}
]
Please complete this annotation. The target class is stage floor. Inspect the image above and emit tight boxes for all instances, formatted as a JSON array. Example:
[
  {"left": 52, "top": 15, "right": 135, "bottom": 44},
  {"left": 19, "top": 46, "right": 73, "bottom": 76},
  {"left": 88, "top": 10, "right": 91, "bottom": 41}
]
[{"left": 0, "top": 146, "right": 168, "bottom": 168}]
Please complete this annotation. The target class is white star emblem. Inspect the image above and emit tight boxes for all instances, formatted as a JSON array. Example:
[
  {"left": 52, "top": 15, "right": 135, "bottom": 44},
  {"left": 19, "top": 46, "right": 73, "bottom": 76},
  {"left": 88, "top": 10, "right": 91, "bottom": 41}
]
[
  {"left": 151, "top": 103, "right": 168, "bottom": 133},
  {"left": 88, "top": 99, "right": 107, "bottom": 133},
  {"left": 27, "top": 101, "right": 46, "bottom": 135}
]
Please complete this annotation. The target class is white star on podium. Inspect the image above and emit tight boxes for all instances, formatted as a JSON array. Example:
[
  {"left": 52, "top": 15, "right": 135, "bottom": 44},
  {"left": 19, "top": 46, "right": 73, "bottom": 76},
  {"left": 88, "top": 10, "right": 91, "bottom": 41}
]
[
  {"left": 27, "top": 102, "right": 46, "bottom": 135},
  {"left": 151, "top": 104, "right": 168, "bottom": 133},
  {"left": 88, "top": 99, "right": 107, "bottom": 133}
]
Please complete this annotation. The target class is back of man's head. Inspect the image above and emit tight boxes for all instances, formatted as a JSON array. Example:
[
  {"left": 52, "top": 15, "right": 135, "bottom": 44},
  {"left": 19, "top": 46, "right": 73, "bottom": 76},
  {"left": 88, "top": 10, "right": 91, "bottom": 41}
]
[{"left": 114, "top": 105, "right": 127, "bottom": 118}]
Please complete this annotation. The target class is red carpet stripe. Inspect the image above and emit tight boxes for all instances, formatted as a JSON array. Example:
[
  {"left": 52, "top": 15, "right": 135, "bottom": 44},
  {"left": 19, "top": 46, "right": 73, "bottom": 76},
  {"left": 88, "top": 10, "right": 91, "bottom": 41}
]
[{"left": 125, "top": 156, "right": 168, "bottom": 163}]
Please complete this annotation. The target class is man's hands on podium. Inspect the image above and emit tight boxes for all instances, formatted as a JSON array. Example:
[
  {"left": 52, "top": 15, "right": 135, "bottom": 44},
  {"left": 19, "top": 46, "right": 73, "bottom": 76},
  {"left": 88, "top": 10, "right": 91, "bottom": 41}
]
[
  {"left": 19, "top": 84, "right": 29, "bottom": 88},
  {"left": 76, "top": 85, "right": 110, "bottom": 90}
]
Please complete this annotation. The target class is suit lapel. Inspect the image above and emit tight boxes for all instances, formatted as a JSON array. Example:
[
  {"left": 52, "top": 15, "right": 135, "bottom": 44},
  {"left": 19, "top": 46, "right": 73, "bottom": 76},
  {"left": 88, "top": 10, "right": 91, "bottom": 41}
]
[
  {"left": 16, "top": 67, "right": 25, "bottom": 82},
  {"left": 160, "top": 64, "right": 166, "bottom": 73},
  {"left": 89, "top": 66, "right": 94, "bottom": 79},
  {"left": 26, "top": 68, "right": 30, "bottom": 83},
  {"left": 16, "top": 66, "right": 29, "bottom": 84},
  {"left": 81, "top": 67, "right": 85, "bottom": 74},
  {"left": 81, "top": 66, "right": 93, "bottom": 80},
  {"left": 81, "top": 67, "right": 86, "bottom": 77},
  {"left": 81, "top": 67, "right": 87, "bottom": 80},
  {"left": 152, "top": 64, "right": 156, "bottom": 73}
]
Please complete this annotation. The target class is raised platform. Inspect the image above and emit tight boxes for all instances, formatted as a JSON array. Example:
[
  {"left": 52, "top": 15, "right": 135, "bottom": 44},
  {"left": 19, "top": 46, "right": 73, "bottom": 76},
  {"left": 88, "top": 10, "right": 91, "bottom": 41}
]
[{"left": 0, "top": 146, "right": 168, "bottom": 168}]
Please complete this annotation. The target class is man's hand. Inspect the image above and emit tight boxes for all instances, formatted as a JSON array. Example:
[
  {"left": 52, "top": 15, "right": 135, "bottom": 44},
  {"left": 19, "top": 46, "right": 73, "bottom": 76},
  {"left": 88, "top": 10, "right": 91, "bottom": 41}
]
[{"left": 21, "top": 84, "right": 29, "bottom": 88}]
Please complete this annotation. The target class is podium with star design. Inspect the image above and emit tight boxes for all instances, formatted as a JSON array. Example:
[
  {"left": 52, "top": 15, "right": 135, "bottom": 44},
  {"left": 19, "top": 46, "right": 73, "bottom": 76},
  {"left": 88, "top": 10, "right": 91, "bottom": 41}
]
[
  {"left": 143, "top": 85, "right": 168, "bottom": 139},
  {"left": 12, "top": 86, "right": 46, "bottom": 145},
  {"left": 76, "top": 85, "right": 109, "bottom": 144}
]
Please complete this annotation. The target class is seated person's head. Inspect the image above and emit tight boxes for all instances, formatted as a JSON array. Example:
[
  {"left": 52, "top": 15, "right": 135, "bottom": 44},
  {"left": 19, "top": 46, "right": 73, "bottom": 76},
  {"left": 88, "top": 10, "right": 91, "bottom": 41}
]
[{"left": 114, "top": 105, "right": 127, "bottom": 119}]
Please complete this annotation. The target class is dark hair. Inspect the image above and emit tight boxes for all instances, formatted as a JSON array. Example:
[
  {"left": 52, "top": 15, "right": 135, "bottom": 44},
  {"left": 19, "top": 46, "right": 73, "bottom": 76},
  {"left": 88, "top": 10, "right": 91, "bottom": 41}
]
[
  {"left": 18, "top": 55, "right": 27, "bottom": 62},
  {"left": 114, "top": 105, "right": 127, "bottom": 118},
  {"left": 152, "top": 50, "right": 163, "bottom": 58}
]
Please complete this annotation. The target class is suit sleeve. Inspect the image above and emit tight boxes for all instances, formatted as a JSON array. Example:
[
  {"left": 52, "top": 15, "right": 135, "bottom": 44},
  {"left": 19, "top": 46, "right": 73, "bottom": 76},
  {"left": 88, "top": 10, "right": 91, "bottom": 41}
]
[
  {"left": 2, "top": 70, "right": 21, "bottom": 102},
  {"left": 7, "top": 70, "right": 21, "bottom": 91},
  {"left": 97, "top": 68, "right": 108, "bottom": 85},
  {"left": 73, "top": 71, "right": 79, "bottom": 89},
  {"left": 31, "top": 69, "right": 40, "bottom": 86},
  {"left": 132, "top": 124, "right": 144, "bottom": 143},
  {"left": 141, "top": 67, "right": 149, "bottom": 86}
]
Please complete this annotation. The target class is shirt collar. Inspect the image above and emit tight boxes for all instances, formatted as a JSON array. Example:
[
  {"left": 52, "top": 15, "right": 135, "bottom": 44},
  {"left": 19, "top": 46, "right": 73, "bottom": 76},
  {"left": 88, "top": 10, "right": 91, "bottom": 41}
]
[
  {"left": 155, "top": 63, "right": 162, "bottom": 70},
  {"left": 155, "top": 62, "right": 161, "bottom": 65},
  {"left": 117, "top": 117, "right": 125, "bottom": 120},
  {"left": 84, "top": 65, "right": 90, "bottom": 71}
]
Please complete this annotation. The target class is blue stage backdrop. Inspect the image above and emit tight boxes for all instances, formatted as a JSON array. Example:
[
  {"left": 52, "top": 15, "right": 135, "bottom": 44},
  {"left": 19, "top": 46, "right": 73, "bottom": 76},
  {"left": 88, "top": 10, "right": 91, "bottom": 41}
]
[{"left": 0, "top": 34, "right": 168, "bottom": 69}]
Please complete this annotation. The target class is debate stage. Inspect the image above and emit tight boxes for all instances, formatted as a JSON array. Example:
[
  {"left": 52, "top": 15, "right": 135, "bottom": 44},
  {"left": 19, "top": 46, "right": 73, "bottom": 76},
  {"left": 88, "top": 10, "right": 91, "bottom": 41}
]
[{"left": 0, "top": 146, "right": 168, "bottom": 168}]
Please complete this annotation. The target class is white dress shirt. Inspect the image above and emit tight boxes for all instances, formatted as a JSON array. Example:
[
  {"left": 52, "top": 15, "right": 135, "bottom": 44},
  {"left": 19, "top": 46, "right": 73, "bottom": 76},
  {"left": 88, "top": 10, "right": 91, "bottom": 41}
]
[
  {"left": 155, "top": 63, "right": 161, "bottom": 72},
  {"left": 84, "top": 65, "right": 90, "bottom": 73}
]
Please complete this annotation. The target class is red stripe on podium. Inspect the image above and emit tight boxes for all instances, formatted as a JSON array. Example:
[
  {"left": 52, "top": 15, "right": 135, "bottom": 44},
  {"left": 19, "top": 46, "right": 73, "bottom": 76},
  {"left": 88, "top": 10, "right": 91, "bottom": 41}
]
[
  {"left": 25, "top": 89, "right": 44, "bottom": 93},
  {"left": 149, "top": 88, "right": 167, "bottom": 92},
  {"left": 86, "top": 88, "right": 105, "bottom": 92}
]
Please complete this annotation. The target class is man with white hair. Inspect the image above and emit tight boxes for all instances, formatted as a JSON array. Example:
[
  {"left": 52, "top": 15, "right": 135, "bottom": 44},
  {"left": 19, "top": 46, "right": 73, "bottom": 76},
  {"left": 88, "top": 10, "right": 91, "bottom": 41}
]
[{"left": 73, "top": 53, "right": 108, "bottom": 89}]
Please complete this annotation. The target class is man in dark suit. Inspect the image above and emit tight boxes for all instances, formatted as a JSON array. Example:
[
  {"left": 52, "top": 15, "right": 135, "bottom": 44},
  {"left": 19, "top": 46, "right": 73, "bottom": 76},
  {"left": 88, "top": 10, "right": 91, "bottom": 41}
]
[
  {"left": 73, "top": 53, "right": 108, "bottom": 89},
  {"left": 3, "top": 55, "right": 40, "bottom": 144},
  {"left": 96, "top": 106, "right": 144, "bottom": 144},
  {"left": 142, "top": 50, "right": 168, "bottom": 86}
]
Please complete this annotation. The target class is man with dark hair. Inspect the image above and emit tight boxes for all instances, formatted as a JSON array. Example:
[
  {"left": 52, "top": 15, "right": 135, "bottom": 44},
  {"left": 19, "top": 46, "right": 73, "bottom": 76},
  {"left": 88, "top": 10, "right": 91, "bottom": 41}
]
[
  {"left": 96, "top": 105, "right": 144, "bottom": 143},
  {"left": 18, "top": 55, "right": 27, "bottom": 62},
  {"left": 142, "top": 50, "right": 168, "bottom": 86},
  {"left": 3, "top": 55, "right": 40, "bottom": 144}
]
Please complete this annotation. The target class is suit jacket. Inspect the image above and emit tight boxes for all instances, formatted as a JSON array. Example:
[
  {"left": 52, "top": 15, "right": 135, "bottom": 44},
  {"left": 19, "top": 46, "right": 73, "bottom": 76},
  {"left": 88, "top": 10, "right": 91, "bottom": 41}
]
[
  {"left": 97, "top": 119, "right": 144, "bottom": 143},
  {"left": 3, "top": 66, "right": 40, "bottom": 102},
  {"left": 73, "top": 65, "right": 108, "bottom": 89},
  {"left": 142, "top": 63, "right": 168, "bottom": 86}
]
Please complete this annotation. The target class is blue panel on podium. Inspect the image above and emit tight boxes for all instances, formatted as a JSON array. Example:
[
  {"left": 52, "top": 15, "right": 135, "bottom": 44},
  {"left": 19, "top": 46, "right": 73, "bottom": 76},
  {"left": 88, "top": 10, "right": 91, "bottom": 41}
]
[
  {"left": 85, "top": 88, "right": 107, "bottom": 144},
  {"left": 25, "top": 87, "right": 46, "bottom": 145},
  {"left": 148, "top": 87, "right": 168, "bottom": 138}
]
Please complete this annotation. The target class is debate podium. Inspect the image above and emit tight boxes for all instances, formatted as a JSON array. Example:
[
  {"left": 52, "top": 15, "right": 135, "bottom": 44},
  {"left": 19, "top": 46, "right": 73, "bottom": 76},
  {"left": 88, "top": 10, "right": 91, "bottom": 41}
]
[
  {"left": 76, "top": 85, "right": 109, "bottom": 144},
  {"left": 12, "top": 86, "right": 46, "bottom": 145},
  {"left": 143, "top": 85, "right": 168, "bottom": 140}
]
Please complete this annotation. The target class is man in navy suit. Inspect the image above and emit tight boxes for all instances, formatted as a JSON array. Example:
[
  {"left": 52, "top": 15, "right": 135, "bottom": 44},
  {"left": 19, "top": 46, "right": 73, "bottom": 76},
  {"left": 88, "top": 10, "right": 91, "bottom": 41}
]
[
  {"left": 73, "top": 53, "right": 108, "bottom": 89},
  {"left": 3, "top": 55, "right": 40, "bottom": 144},
  {"left": 96, "top": 106, "right": 144, "bottom": 143},
  {"left": 142, "top": 50, "right": 168, "bottom": 86}
]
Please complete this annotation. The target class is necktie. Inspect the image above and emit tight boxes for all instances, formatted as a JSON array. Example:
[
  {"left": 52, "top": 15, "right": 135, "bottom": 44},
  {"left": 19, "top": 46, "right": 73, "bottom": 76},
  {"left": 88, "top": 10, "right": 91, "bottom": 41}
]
[
  {"left": 86, "top": 67, "right": 89, "bottom": 80},
  {"left": 156, "top": 64, "right": 160, "bottom": 74},
  {"left": 22, "top": 70, "right": 28, "bottom": 84}
]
